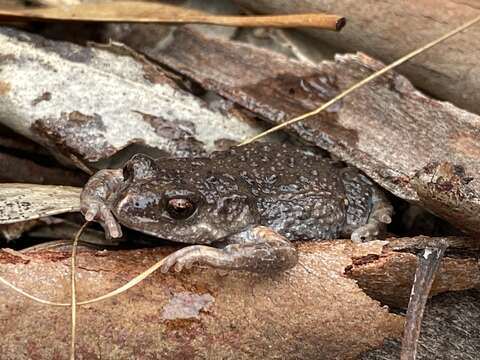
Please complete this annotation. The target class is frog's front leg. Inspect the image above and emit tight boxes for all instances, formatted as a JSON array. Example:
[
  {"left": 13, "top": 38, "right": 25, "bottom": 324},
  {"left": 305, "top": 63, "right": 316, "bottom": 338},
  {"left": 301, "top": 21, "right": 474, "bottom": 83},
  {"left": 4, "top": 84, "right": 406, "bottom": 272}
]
[
  {"left": 160, "top": 226, "right": 298, "bottom": 273},
  {"left": 351, "top": 186, "right": 393, "bottom": 242},
  {"left": 80, "top": 169, "right": 124, "bottom": 239}
]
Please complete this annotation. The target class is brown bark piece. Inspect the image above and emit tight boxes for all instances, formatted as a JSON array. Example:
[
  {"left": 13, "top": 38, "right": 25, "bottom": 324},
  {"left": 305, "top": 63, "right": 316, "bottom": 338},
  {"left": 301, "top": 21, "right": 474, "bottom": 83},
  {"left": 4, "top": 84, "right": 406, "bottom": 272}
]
[
  {"left": 346, "top": 236, "right": 480, "bottom": 309},
  {"left": 413, "top": 162, "right": 480, "bottom": 236},
  {"left": 148, "top": 28, "right": 480, "bottom": 234},
  {"left": 233, "top": 0, "right": 480, "bottom": 115},
  {"left": 0, "top": 241, "right": 402, "bottom": 360}
]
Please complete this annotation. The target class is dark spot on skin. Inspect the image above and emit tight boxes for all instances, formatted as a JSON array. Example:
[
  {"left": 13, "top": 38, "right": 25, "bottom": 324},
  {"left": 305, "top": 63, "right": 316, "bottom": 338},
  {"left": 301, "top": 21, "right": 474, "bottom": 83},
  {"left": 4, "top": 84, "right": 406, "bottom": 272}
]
[{"left": 31, "top": 92, "right": 52, "bottom": 106}]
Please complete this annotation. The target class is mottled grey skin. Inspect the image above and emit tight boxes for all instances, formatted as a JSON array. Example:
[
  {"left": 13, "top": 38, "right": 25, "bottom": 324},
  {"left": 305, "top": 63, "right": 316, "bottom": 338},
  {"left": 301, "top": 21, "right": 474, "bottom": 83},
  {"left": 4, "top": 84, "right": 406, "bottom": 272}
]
[{"left": 81, "top": 143, "right": 392, "bottom": 273}]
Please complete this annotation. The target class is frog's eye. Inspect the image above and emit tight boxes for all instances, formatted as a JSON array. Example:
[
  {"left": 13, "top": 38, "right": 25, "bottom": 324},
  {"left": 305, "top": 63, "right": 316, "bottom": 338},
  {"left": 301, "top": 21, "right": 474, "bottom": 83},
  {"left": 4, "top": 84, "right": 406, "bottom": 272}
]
[{"left": 166, "top": 198, "right": 196, "bottom": 220}]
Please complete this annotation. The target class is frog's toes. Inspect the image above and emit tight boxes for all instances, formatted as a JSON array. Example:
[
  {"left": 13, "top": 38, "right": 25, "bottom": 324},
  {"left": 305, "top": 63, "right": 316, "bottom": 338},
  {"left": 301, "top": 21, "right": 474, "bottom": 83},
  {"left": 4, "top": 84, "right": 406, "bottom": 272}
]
[
  {"left": 373, "top": 208, "right": 392, "bottom": 224},
  {"left": 351, "top": 223, "right": 380, "bottom": 243},
  {"left": 81, "top": 201, "right": 122, "bottom": 238},
  {"left": 160, "top": 245, "right": 214, "bottom": 273}
]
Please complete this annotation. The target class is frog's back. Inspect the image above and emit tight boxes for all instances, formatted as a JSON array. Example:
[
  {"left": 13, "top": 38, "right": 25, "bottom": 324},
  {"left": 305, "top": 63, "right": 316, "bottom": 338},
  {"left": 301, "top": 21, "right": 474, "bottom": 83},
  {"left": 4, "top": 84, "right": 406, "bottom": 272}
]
[{"left": 211, "top": 143, "right": 349, "bottom": 240}]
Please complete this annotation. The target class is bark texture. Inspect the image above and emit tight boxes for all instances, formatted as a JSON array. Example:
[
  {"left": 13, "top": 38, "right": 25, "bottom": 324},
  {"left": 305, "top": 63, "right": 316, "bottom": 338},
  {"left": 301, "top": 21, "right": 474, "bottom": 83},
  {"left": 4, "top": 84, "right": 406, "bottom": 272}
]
[
  {"left": 0, "top": 236, "right": 479, "bottom": 358},
  {"left": 0, "top": 241, "right": 403, "bottom": 360},
  {"left": 0, "top": 26, "right": 266, "bottom": 165},
  {"left": 347, "top": 236, "right": 480, "bottom": 308},
  {"left": 234, "top": 0, "right": 480, "bottom": 115}
]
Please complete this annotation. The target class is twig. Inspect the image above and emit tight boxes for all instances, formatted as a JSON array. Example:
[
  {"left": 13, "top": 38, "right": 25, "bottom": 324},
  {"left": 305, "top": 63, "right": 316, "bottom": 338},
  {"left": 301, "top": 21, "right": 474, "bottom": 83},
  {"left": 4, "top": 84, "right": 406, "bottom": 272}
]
[
  {"left": 400, "top": 241, "right": 447, "bottom": 360},
  {"left": 239, "top": 14, "right": 480, "bottom": 146},
  {"left": 0, "top": 2, "right": 345, "bottom": 31}
]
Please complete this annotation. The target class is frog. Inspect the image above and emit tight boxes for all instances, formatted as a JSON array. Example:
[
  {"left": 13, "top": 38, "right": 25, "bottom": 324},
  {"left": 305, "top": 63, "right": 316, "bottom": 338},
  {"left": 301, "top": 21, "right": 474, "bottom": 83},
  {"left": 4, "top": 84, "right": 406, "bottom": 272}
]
[{"left": 80, "top": 142, "right": 393, "bottom": 273}]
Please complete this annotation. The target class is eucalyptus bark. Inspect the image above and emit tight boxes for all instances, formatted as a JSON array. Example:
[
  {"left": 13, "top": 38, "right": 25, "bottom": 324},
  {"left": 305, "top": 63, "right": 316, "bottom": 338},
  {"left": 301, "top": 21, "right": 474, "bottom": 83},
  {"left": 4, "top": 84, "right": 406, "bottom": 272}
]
[{"left": 234, "top": 0, "right": 480, "bottom": 114}]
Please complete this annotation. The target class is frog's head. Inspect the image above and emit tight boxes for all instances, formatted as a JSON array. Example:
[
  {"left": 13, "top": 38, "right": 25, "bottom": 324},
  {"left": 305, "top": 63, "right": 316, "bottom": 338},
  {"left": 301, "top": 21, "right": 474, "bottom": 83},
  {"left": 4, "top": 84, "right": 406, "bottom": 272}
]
[{"left": 112, "top": 154, "right": 257, "bottom": 243}]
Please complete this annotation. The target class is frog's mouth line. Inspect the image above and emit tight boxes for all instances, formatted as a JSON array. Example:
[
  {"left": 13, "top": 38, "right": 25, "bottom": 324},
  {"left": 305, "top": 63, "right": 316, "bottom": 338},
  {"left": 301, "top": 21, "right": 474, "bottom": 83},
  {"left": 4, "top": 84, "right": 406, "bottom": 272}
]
[{"left": 115, "top": 214, "right": 239, "bottom": 246}]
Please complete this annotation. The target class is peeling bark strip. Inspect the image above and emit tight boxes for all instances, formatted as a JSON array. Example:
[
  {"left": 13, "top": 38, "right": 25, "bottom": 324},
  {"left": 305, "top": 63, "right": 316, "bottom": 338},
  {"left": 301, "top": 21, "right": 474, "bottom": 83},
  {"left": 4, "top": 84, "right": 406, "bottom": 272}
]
[
  {"left": 0, "top": 27, "right": 265, "bottom": 164},
  {"left": 149, "top": 28, "right": 480, "bottom": 234},
  {"left": 0, "top": 184, "right": 81, "bottom": 224},
  {"left": 0, "top": 241, "right": 402, "bottom": 360},
  {"left": 346, "top": 236, "right": 480, "bottom": 309}
]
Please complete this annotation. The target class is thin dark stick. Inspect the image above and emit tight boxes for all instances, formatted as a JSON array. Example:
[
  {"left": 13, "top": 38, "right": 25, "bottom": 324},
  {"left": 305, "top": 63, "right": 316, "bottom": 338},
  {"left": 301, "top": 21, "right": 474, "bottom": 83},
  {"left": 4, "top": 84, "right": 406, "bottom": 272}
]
[{"left": 400, "top": 241, "right": 447, "bottom": 360}]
